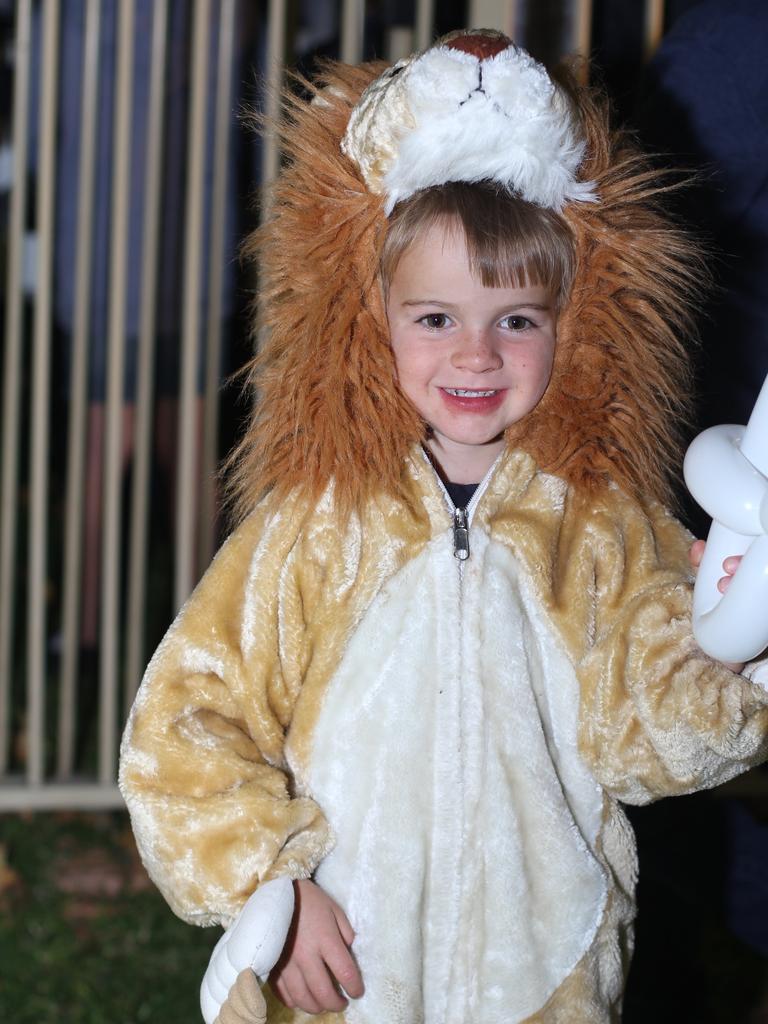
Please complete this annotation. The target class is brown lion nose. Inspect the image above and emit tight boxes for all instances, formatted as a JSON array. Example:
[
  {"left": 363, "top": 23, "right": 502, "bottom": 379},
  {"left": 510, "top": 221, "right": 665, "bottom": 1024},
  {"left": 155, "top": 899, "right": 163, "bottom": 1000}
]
[{"left": 444, "top": 31, "right": 512, "bottom": 60}]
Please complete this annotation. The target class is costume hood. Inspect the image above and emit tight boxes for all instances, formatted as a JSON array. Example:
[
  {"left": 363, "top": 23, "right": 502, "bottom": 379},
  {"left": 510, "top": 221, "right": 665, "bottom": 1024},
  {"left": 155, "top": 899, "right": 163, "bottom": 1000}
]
[{"left": 230, "top": 32, "right": 700, "bottom": 520}]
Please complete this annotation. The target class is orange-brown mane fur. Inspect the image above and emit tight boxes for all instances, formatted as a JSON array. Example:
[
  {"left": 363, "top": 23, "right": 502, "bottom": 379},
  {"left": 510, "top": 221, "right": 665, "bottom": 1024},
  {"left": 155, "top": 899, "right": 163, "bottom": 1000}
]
[{"left": 226, "top": 60, "right": 701, "bottom": 524}]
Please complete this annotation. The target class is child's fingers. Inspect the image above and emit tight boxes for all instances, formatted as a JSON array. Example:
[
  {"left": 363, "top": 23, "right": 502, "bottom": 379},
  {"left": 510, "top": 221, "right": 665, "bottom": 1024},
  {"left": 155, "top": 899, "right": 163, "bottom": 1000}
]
[
  {"left": 277, "top": 954, "right": 348, "bottom": 1013},
  {"left": 274, "top": 964, "right": 324, "bottom": 1015},
  {"left": 324, "top": 939, "right": 364, "bottom": 1000},
  {"left": 269, "top": 965, "right": 297, "bottom": 1010},
  {"left": 332, "top": 903, "right": 355, "bottom": 946},
  {"left": 301, "top": 959, "right": 349, "bottom": 1012},
  {"left": 723, "top": 555, "right": 742, "bottom": 574},
  {"left": 717, "top": 555, "right": 744, "bottom": 593},
  {"left": 287, "top": 979, "right": 323, "bottom": 1016},
  {"left": 689, "top": 539, "right": 706, "bottom": 568},
  {"left": 691, "top": 545, "right": 743, "bottom": 589},
  {"left": 315, "top": 900, "right": 362, "bottom": 1001}
]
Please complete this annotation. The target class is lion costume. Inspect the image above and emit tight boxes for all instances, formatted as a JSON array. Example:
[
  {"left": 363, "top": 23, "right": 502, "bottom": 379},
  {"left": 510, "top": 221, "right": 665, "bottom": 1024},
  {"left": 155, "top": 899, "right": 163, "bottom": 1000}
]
[{"left": 120, "top": 31, "right": 768, "bottom": 1024}]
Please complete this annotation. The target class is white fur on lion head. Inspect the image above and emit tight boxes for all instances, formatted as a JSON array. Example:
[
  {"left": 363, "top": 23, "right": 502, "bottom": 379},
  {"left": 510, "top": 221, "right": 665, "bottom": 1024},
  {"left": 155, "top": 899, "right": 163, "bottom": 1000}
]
[{"left": 341, "top": 31, "right": 597, "bottom": 213}]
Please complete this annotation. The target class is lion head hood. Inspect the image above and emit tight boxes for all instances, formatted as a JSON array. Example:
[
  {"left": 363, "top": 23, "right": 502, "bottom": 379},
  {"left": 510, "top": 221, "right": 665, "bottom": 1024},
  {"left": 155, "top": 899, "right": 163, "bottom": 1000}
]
[{"left": 228, "top": 32, "right": 700, "bottom": 521}]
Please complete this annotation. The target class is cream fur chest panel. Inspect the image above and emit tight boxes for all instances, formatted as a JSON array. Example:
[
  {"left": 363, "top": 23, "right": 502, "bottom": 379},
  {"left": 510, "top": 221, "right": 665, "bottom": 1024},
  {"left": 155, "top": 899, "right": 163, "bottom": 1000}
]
[{"left": 300, "top": 522, "right": 608, "bottom": 1024}]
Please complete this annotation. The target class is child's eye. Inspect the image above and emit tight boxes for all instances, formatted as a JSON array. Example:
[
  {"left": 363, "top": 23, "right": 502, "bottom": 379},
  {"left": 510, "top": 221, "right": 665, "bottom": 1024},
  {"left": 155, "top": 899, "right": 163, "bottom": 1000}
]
[
  {"left": 418, "top": 313, "right": 451, "bottom": 329},
  {"left": 500, "top": 315, "right": 534, "bottom": 331}
]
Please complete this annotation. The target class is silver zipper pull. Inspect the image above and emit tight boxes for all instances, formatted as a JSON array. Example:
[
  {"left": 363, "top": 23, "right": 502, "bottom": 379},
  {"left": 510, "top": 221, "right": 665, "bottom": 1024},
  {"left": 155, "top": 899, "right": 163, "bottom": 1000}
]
[{"left": 453, "top": 507, "right": 470, "bottom": 560}]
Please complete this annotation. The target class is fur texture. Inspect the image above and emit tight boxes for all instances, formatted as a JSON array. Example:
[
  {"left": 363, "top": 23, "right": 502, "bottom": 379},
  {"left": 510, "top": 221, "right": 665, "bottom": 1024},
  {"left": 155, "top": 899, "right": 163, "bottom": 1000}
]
[
  {"left": 229, "top": 62, "right": 422, "bottom": 523},
  {"left": 121, "top": 449, "right": 768, "bottom": 1020},
  {"left": 228, "top": 56, "right": 701, "bottom": 524},
  {"left": 308, "top": 525, "right": 608, "bottom": 1022},
  {"left": 341, "top": 41, "right": 597, "bottom": 212},
  {"left": 509, "top": 76, "right": 703, "bottom": 506}
]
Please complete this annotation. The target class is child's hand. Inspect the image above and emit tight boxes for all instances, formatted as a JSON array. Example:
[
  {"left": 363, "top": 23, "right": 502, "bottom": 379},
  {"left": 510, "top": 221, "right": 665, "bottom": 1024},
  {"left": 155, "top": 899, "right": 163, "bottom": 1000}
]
[
  {"left": 688, "top": 540, "right": 742, "bottom": 593},
  {"left": 269, "top": 879, "right": 364, "bottom": 1015},
  {"left": 688, "top": 540, "right": 745, "bottom": 671}
]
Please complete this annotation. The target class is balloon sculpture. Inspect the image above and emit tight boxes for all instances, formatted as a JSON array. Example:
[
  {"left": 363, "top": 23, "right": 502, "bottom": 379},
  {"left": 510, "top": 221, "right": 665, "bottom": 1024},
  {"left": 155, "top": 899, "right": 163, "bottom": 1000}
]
[{"left": 684, "top": 374, "right": 768, "bottom": 664}]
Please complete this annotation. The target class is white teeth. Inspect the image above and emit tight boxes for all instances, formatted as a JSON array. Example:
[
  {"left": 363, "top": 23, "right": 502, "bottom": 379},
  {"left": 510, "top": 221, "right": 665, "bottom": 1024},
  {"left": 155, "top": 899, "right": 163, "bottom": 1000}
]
[{"left": 444, "top": 388, "right": 497, "bottom": 397}]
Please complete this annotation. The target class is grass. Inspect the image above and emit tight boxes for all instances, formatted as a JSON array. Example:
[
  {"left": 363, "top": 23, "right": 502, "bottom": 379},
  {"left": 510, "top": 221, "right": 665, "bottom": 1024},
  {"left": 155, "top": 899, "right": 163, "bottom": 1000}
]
[
  {"left": 3, "top": 797, "right": 768, "bottom": 1023},
  {"left": 0, "top": 812, "right": 218, "bottom": 1024}
]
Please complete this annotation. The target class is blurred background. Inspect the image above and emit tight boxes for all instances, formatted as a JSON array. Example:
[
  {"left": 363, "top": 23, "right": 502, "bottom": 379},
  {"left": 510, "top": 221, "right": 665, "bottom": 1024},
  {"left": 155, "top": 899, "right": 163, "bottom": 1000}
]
[{"left": 1, "top": 0, "right": 767, "bottom": 1021}]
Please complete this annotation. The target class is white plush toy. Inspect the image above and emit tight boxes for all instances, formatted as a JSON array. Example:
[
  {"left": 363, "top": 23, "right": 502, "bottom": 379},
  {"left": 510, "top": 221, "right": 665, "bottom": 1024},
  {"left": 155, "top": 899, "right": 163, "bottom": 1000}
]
[
  {"left": 684, "top": 373, "right": 768, "bottom": 664},
  {"left": 200, "top": 877, "right": 294, "bottom": 1024}
]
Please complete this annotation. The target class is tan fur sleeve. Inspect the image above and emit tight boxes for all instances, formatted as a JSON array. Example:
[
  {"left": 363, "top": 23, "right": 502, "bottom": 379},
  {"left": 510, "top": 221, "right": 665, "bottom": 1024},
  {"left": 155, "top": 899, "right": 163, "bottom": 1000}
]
[
  {"left": 572, "top": 491, "right": 768, "bottom": 804},
  {"left": 118, "top": 494, "right": 333, "bottom": 927}
]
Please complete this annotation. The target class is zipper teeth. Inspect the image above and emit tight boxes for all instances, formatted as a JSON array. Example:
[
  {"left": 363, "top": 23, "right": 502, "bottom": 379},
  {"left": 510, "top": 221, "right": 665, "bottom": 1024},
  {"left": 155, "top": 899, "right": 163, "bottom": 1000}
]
[
  {"left": 418, "top": 445, "right": 501, "bottom": 524},
  {"left": 422, "top": 453, "right": 500, "bottom": 564},
  {"left": 465, "top": 466, "right": 493, "bottom": 523},
  {"left": 438, "top": 458, "right": 499, "bottom": 523}
]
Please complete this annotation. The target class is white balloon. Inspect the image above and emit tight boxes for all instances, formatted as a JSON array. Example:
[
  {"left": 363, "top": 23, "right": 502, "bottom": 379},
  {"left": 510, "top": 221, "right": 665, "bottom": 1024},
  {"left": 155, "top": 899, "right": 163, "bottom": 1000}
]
[{"left": 684, "top": 374, "right": 768, "bottom": 663}]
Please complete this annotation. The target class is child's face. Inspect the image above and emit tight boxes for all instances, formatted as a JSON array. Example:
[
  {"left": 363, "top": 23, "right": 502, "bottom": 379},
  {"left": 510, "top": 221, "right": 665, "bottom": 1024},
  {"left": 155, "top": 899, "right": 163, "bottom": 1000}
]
[{"left": 386, "top": 221, "right": 557, "bottom": 484}]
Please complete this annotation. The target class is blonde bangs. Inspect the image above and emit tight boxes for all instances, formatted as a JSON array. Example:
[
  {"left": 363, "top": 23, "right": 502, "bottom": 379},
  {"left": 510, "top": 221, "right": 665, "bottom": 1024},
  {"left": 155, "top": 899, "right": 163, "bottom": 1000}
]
[{"left": 380, "top": 182, "right": 576, "bottom": 305}]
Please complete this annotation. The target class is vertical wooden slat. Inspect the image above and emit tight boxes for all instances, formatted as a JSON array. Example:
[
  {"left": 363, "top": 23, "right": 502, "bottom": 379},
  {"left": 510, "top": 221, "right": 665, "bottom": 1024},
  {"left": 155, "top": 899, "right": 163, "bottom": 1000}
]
[
  {"left": 261, "top": 0, "right": 287, "bottom": 204},
  {"left": 27, "top": 0, "right": 60, "bottom": 786},
  {"left": 386, "top": 26, "right": 413, "bottom": 62},
  {"left": 644, "top": 0, "right": 665, "bottom": 60},
  {"left": 509, "top": 0, "right": 520, "bottom": 41},
  {"left": 125, "top": 0, "right": 169, "bottom": 712},
  {"left": 340, "top": 0, "right": 365, "bottom": 65},
  {"left": 99, "top": 0, "right": 135, "bottom": 784},
  {"left": 174, "top": 0, "right": 211, "bottom": 611},
  {"left": 573, "top": 0, "right": 593, "bottom": 78},
  {"left": 0, "top": 0, "right": 32, "bottom": 774},
  {"left": 57, "top": 0, "right": 102, "bottom": 778},
  {"left": 467, "top": 0, "right": 516, "bottom": 35},
  {"left": 199, "top": 0, "right": 237, "bottom": 574},
  {"left": 415, "top": 0, "right": 435, "bottom": 50},
  {"left": 257, "top": 0, "right": 287, "bottom": 377}
]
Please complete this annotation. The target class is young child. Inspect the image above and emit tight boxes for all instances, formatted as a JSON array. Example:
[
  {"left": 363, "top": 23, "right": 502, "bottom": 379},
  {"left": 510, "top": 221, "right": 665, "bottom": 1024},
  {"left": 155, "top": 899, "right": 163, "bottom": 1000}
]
[{"left": 119, "top": 30, "right": 768, "bottom": 1024}]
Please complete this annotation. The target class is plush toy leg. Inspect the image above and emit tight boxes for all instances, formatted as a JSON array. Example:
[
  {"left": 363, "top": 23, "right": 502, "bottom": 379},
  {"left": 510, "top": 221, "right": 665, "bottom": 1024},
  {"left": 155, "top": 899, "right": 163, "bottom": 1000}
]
[{"left": 214, "top": 967, "right": 267, "bottom": 1024}]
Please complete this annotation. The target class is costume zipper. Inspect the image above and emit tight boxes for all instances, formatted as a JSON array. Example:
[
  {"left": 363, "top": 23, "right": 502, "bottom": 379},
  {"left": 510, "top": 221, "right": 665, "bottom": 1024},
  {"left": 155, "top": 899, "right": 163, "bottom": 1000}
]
[
  {"left": 453, "top": 508, "right": 470, "bottom": 560},
  {"left": 421, "top": 451, "right": 500, "bottom": 562}
]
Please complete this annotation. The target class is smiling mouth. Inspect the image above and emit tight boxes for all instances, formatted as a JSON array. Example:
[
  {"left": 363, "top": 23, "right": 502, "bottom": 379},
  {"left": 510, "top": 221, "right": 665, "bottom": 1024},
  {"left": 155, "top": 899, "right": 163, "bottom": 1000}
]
[{"left": 443, "top": 388, "right": 499, "bottom": 397}]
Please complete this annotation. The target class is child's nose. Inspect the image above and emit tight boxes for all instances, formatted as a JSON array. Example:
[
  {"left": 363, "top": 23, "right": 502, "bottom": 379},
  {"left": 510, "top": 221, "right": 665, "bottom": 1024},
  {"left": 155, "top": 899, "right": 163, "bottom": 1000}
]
[{"left": 450, "top": 331, "right": 503, "bottom": 372}]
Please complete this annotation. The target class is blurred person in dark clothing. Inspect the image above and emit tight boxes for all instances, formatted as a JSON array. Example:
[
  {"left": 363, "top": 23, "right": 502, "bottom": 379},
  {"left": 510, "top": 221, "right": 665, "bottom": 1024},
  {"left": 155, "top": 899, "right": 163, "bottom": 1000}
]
[{"left": 625, "top": 5, "right": 768, "bottom": 1021}]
